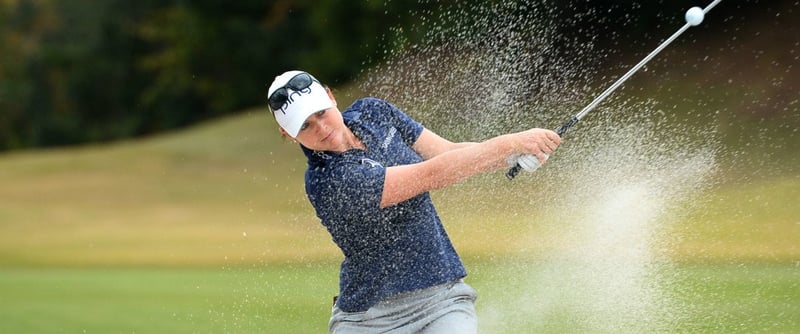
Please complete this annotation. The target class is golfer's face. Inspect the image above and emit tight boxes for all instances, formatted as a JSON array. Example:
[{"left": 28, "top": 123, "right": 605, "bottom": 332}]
[{"left": 294, "top": 108, "right": 349, "bottom": 152}]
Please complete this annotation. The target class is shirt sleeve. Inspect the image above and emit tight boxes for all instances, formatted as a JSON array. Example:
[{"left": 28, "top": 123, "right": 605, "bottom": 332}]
[{"left": 381, "top": 100, "right": 424, "bottom": 146}]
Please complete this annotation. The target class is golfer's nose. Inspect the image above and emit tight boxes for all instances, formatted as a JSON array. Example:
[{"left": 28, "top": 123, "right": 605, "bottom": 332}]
[{"left": 309, "top": 118, "right": 327, "bottom": 135}]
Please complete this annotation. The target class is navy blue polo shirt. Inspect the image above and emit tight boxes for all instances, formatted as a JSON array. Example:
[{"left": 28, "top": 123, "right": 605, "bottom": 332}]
[{"left": 301, "top": 97, "right": 466, "bottom": 313}]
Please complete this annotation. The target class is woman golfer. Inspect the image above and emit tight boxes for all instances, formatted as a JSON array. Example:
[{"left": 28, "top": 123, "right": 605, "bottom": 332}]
[{"left": 267, "top": 70, "right": 560, "bottom": 333}]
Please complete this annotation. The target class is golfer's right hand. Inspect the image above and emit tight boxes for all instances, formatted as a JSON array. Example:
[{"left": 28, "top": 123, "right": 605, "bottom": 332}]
[{"left": 511, "top": 128, "right": 560, "bottom": 163}]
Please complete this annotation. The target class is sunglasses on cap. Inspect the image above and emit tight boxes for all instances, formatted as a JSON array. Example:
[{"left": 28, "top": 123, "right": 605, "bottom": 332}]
[{"left": 268, "top": 72, "right": 321, "bottom": 112}]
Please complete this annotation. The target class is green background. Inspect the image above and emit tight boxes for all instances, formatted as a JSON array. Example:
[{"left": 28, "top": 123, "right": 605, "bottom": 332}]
[{"left": 1, "top": 0, "right": 798, "bottom": 333}]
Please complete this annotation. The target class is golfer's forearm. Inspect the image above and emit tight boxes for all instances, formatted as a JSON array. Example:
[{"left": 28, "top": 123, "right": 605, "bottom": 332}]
[
  {"left": 381, "top": 136, "right": 510, "bottom": 207},
  {"left": 412, "top": 129, "right": 477, "bottom": 159},
  {"left": 425, "top": 136, "right": 510, "bottom": 184}
]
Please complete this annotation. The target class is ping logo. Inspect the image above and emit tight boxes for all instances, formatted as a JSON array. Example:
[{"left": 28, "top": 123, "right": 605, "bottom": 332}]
[{"left": 278, "top": 86, "right": 313, "bottom": 114}]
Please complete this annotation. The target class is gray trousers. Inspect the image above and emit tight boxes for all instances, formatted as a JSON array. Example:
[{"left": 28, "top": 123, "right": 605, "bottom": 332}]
[{"left": 329, "top": 280, "right": 478, "bottom": 334}]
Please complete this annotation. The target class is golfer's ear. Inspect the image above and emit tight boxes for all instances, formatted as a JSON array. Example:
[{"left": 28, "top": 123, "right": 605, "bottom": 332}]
[{"left": 278, "top": 127, "right": 295, "bottom": 141}]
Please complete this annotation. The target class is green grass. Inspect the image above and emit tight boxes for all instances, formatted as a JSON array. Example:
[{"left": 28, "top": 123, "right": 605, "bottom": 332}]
[
  {"left": 670, "top": 176, "right": 800, "bottom": 261},
  {"left": 1, "top": 261, "right": 797, "bottom": 333},
  {"left": 0, "top": 264, "right": 339, "bottom": 333},
  {"left": 0, "top": 79, "right": 797, "bottom": 333},
  {"left": 0, "top": 109, "right": 797, "bottom": 266},
  {"left": 0, "top": 109, "right": 338, "bottom": 267},
  {"left": 669, "top": 262, "right": 800, "bottom": 333},
  {"left": 470, "top": 259, "right": 800, "bottom": 333}
]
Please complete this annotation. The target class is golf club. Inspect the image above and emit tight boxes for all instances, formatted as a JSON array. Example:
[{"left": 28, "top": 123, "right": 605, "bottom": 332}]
[{"left": 507, "top": 0, "right": 723, "bottom": 180}]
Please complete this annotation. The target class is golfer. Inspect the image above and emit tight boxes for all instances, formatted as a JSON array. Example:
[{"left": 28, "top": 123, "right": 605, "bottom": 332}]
[{"left": 267, "top": 70, "right": 560, "bottom": 333}]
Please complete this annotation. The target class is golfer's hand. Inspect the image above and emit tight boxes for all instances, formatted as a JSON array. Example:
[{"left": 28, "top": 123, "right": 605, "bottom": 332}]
[{"left": 513, "top": 128, "right": 560, "bottom": 164}]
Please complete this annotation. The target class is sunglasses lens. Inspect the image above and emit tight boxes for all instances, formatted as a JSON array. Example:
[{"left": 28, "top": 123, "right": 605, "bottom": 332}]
[
  {"left": 268, "top": 73, "right": 317, "bottom": 111},
  {"left": 287, "top": 73, "right": 313, "bottom": 91},
  {"left": 269, "top": 88, "right": 288, "bottom": 110}
]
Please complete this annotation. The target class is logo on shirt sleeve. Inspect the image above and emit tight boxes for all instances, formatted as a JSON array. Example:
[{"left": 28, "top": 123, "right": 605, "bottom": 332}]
[
  {"left": 360, "top": 158, "right": 382, "bottom": 168},
  {"left": 381, "top": 127, "right": 397, "bottom": 149}
]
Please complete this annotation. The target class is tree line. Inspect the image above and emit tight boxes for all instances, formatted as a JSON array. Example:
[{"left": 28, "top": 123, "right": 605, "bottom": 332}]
[
  {"left": 0, "top": 0, "right": 455, "bottom": 150},
  {"left": 0, "top": 0, "right": 778, "bottom": 151}
]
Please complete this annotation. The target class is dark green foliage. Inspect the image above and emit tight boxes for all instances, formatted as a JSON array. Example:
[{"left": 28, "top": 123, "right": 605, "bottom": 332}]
[
  {"left": 0, "top": 0, "right": 795, "bottom": 150},
  {"left": 0, "top": 0, "right": 447, "bottom": 150}
]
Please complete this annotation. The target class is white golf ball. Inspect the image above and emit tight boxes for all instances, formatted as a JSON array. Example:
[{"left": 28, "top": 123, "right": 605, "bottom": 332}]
[{"left": 685, "top": 6, "right": 704, "bottom": 26}]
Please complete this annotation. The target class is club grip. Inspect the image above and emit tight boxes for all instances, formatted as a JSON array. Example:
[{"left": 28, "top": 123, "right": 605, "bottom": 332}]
[
  {"left": 505, "top": 116, "right": 579, "bottom": 180},
  {"left": 505, "top": 164, "right": 523, "bottom": 179}
]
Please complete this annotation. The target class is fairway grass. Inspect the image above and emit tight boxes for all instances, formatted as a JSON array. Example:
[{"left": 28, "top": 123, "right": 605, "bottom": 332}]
[
  {"left": 1, "top": 261, "right": 797, "bottom": 333},
  {"left": 0, "top": 101, "right": 797, "bottom": 333},
  {"left": 0, "top": 264, "right": 339, "bottom": 333},
  {"left": 0, "top": 110, "right": 797, "bottom": 266}
]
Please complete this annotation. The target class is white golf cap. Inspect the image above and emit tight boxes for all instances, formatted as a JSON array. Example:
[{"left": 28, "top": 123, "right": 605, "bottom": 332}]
[{"left": 267, "top": 70, "right": 333, "bottom": 137}]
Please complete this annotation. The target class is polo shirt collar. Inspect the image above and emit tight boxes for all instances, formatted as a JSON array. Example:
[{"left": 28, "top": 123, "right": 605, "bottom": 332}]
[{"left": 301, "top": 109, "right": 366, "bottom": 167}]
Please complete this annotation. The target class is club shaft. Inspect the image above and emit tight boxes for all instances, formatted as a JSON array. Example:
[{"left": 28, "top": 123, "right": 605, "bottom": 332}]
[
  {"left": 575, "top": 0, "right": 722, "bottom": 122},
  {"left": 574, "top": 24, "right": 689, "bottom": 121},
  {"left": 575, "top": 0, "right": 722, "bottom": 124},
  {"left": 703, "top": 0, "right": 723, "bottom": 13},
  {"left": 506, "top": 0, "right": 724, "bottom": 180}
]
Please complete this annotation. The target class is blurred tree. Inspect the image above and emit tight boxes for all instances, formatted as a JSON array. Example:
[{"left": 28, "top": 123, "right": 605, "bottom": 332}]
[
  {"left": 0, "top": 0, "right": 59, "bottom": 149},
  {"left": 0, "top": 0, "right": 158, "bottom": 148},
  {"left": 0, "top": 0, "right": 451, "bottom": 150},
  {"left": 0, "top": 0, "right": 795, "bottom": 151}
]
